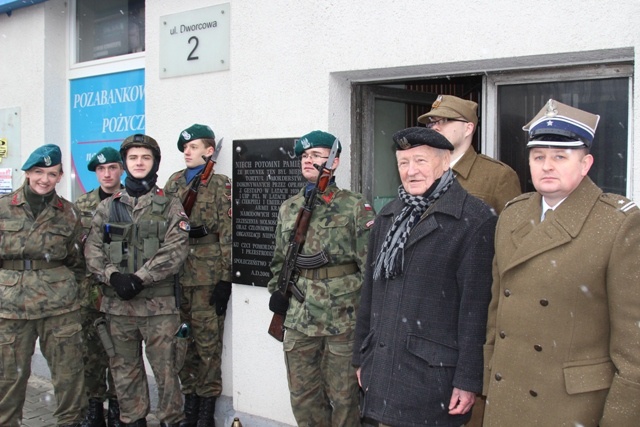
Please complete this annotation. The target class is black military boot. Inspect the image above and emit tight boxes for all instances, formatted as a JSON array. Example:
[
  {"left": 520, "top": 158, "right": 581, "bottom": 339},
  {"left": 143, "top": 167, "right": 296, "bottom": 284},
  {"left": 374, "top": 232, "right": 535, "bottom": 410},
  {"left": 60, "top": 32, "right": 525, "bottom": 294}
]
[
  {"left": 107, "top": 398, "right": 123, "bottom": 427},
  {"left": 196, "top": 397, "right": 216, "bottom": 427},
  {"left": 179, "top": 394, "right": 200, "bottom": 427},
  {"left": 80, "top": 398, "right": 107, "bottom": 427}
]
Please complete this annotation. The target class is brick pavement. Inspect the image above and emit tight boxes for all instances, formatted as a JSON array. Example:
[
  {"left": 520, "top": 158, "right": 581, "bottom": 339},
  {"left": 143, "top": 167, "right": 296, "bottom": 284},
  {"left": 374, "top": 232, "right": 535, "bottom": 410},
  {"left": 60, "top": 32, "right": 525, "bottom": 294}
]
[
  {"left": 23, "top": 373, "right": 293, "bottom": 427},
  {"left": 22, "top": 375, "right": 159, "bottom": 427}
]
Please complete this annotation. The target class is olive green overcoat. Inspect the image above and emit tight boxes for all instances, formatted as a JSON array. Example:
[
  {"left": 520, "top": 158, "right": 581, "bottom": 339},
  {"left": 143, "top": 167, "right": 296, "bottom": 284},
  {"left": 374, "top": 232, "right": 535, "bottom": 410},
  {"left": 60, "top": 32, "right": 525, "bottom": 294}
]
[{"left": 484, "top": 177, "right": 640, "bottom": 427}]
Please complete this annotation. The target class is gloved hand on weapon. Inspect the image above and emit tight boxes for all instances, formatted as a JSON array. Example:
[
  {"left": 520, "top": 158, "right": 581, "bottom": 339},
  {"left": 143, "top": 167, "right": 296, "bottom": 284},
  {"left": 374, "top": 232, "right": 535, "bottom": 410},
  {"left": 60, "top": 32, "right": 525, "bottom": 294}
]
[
  {"left": 269, "top": 291, "right": 290, "bottom": 315},
  {"left": 210, "top": 281, "right": 232, "bottom": 315},
  {"left": 110, "top": 272, "right": 144, "bottom": 301}
]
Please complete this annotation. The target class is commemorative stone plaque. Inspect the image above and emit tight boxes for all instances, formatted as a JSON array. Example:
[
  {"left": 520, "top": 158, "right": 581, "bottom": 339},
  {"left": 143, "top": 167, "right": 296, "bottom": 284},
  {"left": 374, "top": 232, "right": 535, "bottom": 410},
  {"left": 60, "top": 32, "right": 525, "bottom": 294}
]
[{"left": 232, "top": 138, "right": 305, "bottom": 286}]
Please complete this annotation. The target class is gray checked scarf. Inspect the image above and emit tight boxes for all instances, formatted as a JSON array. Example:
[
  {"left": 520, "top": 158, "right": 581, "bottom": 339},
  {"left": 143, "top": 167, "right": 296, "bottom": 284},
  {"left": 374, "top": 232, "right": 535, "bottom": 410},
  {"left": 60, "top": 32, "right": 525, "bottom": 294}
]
[{"left": 373, "top": 168, "right": 454, "bottom": 280}]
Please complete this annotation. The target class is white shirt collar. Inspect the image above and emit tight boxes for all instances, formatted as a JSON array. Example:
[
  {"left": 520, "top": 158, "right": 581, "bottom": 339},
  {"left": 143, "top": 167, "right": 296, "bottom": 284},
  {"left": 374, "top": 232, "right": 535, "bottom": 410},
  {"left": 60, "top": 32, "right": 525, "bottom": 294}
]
[{"left": 541, "top": 197, "right": 567, "bottom": 221}]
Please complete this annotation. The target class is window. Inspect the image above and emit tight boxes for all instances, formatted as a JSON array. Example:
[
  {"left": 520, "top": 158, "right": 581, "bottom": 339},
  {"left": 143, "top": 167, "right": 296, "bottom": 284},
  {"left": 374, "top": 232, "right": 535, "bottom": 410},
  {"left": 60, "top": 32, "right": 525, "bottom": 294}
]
[
  {"left": 353, "top": 63, "right": 633, "bottom": 209},
  {"left": 75, "top": 0, "right": 145, "bottom": 63},
  {"left": 496, "top": 74, "right": 630, "bottom": 195}
]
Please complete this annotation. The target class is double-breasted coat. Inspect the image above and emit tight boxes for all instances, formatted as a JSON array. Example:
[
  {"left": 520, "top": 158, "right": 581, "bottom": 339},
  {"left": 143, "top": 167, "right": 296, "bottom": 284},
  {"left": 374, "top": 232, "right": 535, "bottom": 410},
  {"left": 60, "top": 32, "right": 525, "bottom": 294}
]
[
  {"left": 484, "top": 177, "right": 640, "bottom": 426},
  {"left": 353, "top": 180, "right": 496, "bottom": 427}
]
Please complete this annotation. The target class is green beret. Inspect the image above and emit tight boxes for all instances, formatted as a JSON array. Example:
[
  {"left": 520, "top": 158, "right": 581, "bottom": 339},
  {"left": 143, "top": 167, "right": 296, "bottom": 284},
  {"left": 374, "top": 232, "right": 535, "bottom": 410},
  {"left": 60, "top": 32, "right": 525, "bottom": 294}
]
[
  {"left": 21, "top": 144, "right": 62, "bottom": 171},
  {"left": 87, "top": 147, "right": 122, "bottom": 172},
  {"left": 177, "top": 124, "right": 215, "bottom": 152},
  {"left": 393, "top": 127, "right": 454, "bottom": 151},
  {"left": 294, "top": 130, "right": 342, "bottom": 157}
]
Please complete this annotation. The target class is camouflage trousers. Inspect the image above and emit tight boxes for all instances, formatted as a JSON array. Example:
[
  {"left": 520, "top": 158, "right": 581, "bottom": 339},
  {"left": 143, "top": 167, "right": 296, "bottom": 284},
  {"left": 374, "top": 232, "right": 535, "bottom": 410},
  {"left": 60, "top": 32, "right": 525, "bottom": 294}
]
[
  {"left": 107, "top": 313, "right": 187, "bottom": 424},
  {"left": 0, "top": 311, "right": 86, "bottom": 426},
  {"left": 81, "top": 306, "right": 117, "bottom": 400},
  {"left": 179, "top": 285, "right": 225, "bottom": 397},
  {"left": 284, "top": 328, "right": 361, "bottom": 427}
]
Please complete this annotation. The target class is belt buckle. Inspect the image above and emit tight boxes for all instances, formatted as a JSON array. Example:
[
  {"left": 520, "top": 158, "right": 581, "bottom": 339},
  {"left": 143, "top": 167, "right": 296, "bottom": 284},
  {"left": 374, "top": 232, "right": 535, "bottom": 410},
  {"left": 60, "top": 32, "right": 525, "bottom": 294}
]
[{"left": 24, "top": 260, "right": 32, "bottom": 270}]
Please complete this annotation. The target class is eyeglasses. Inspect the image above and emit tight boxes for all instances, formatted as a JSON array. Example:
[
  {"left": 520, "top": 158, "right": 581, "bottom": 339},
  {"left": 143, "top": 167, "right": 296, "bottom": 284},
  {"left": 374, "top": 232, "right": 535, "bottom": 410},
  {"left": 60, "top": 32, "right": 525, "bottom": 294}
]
[
  {"left": 425, "top": 118, "right": 468, "bottom": 129},
  {"left": 300, "top": 153, "right": 329, "bottom": 160}
]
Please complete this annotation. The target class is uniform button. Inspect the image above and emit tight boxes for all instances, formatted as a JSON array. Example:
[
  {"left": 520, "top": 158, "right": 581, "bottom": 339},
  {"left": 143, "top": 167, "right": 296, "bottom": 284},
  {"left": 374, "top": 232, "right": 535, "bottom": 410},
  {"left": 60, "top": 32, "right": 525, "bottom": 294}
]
[
  {"left": 530, "top": 390, "right": 538, "bottom": 397},
  {"left": 540, "top": 299, "right": 549, "bottom": 306},
  {"left": 379, "top": 342, "right": 385, "bottom": 348},
  {"left": 499, "top": 331, "right": 506, "bottom": 339},
  {"left": 534, "top": 344, "right": 542, "bottom": 352},
  {"left": 495, "top": 373, "right": 502, "bottom": 381},
  {"left": 504, "top": 289, "right": 511, "bottom": 297}
]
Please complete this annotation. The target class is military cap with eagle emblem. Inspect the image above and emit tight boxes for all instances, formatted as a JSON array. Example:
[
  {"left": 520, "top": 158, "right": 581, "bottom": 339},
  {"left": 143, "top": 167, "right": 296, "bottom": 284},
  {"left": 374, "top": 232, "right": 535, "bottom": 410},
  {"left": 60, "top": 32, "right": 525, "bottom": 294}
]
[{"left": 523, "top": 99, "right": 600, "bottom": 149}]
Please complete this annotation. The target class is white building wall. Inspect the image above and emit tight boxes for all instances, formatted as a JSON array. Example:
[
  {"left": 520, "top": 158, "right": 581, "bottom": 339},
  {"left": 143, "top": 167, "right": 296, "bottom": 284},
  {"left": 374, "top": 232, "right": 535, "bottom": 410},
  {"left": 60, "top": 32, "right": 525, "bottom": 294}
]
[{"left": 1, "top": 0, "right": 639, "bottom": 425}]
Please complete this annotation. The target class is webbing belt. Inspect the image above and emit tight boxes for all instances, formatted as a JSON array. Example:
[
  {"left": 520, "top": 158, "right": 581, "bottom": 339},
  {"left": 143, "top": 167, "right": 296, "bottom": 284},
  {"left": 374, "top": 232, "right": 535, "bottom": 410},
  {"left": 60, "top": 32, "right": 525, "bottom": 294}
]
[{"left": 298, "top": 263, "right": 359, "bottom": 280}]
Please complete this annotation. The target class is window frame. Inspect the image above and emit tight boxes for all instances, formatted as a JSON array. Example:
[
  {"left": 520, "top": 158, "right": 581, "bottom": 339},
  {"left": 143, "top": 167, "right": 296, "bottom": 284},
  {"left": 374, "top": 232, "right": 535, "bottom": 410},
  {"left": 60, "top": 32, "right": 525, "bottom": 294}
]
[
  {"left": 68, "top": 0, "right": 145, "bottom": 80},
  {"left": 485, "top": 63, "right": 634, "bottom": 196}
]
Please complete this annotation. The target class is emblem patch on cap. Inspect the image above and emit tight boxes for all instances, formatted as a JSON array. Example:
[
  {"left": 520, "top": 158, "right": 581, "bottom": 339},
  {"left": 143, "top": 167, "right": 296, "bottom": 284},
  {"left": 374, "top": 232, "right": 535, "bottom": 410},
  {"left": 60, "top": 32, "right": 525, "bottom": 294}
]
[
  {"left": 44, "top": 156, "right": 52, "bottom": 166},
  {"left": 397, "top": 137, "right": 411, "bottom": 150},
  {"left": 431, "top": 95, "right": 443, "bottom": 109},
  {"left": 97, "top": 153, "right": 107, "bottom": 164},
  {"left": 299, "top": 137, "right": 311, "bottom": 150},
  {"left": 545, "top": 99, "right": 558, "bottom": 117},
  {"left": 182, "top": 130, "right": 193, "bottom": 141}
]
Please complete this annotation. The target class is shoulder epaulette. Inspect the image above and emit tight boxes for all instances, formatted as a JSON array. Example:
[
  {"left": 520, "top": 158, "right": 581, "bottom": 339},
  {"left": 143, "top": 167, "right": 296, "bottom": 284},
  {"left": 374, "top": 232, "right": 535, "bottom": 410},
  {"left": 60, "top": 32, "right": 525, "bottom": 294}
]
[
  {"left": 599, "top": 193, "right": 638, "bottom": 214},
  {"left": 503, "top": 192, "right": 534, "bottom": 209},
  {"left": 477, "top": 153, "right": 510, "bottom": 167}
]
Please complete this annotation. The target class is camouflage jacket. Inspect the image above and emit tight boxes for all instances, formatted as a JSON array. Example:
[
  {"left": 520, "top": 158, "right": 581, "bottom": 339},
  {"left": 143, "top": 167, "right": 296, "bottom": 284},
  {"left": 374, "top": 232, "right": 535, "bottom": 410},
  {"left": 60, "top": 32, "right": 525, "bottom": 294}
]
[
  {"left": 75, "top": 187, "right": 111, "bottom": 308},
  {"left": 164, "top": 171, "right": 232, "bottom": 286},
  {"left": 84, "top": 186, "right": 190, "bottom": 316},
  {"left": 268, "top": 183, "right": 375, "bottom": 336},
  {"left": 0, "top": 186, "right": 85, "bottom": 319}
]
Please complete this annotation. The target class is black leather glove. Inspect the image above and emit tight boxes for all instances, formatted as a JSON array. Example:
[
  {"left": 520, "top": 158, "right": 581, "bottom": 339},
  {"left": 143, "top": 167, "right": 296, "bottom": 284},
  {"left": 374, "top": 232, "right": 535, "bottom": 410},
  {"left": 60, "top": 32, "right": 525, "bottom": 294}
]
[
  {"left": 210, "top": 281, "right": 232, "bottom": 316},
  {"left": 110, "top": 273, "right": 144, "bottom": 301},
  {"left": 269, "top": 291, "right": 290, "bottom": 315}
]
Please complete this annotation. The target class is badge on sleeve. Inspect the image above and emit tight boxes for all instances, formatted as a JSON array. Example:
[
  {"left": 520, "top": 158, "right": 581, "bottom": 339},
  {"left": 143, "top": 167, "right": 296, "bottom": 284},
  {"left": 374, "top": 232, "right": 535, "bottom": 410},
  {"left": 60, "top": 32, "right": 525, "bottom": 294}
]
[{"left": 179, "top": 221, "right": 191, "bottom": 232}]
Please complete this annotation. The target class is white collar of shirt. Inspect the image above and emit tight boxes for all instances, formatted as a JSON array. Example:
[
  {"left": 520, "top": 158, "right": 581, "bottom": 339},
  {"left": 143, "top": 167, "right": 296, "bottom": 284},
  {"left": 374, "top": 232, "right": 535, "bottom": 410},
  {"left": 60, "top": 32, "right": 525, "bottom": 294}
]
[
  {"left": 541, "top": 197, "right": 567, "bottom": 221},
  {"left": 450, "top": 153, "right": 463, "bottom": 168}
]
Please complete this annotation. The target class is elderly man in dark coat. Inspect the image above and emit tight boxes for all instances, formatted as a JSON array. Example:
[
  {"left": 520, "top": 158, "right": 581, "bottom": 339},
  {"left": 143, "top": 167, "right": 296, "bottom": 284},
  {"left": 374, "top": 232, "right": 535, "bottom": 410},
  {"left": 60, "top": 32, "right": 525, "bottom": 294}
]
[
  {"left": 353, "top": 127, "right": 497, "bottom": 427},
  {"left": 483, "top": 99, "right": 640, "bottom": 426}
]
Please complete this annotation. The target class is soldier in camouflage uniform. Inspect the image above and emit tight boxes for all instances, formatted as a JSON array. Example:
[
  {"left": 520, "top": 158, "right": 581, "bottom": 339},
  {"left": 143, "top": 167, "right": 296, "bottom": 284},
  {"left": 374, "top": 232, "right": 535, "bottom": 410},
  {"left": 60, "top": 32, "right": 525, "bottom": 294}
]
[
  {"left": 0, "top": 144, "right": 86, "bottom": 427},
  {"left": 84, "top": 135, "right": 190, "bottom": 427},
  {"left": 164, "top": 124, "right": 232, "bottom": 427},
  {"left": 76, "top": 147, "right": 124, "bottom": 427},
  {"left": 267, "top": 130, "right": 376, "bottom": 426}
]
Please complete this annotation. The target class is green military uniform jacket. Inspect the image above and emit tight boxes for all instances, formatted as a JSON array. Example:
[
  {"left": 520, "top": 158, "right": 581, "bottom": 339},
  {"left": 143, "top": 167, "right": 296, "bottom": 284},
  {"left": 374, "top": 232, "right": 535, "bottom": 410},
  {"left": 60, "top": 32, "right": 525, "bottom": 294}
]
[
  {"left": 453, "top": 147, "right": 521, "bottom": 214},
  {"left": 484, "top": 177, "right": 640, "bottom": 426},
  {"left": 164, "top": 171, "right": 232, "bottom": 286},
  {"left": 84, "top": 187, "right": 189, "bottom": 316},
  {"left": 0, "top": 186, "right": 85, "bottom": 319},
  {"left": 268, "top": 183, "right": 375, "bottom": 336},
  {"left": 75, "top": 186, "right": 123, "bottom": 308}
]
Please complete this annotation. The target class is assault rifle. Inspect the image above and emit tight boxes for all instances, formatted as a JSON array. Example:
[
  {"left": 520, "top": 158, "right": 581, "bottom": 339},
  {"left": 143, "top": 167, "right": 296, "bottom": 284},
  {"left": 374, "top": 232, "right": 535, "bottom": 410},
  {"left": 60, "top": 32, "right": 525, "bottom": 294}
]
[
  {"left": 182, "top": 137, "right": 224, "bottom": 219},
  {"left": 267, "top": 139, "right": 340, "bottom": 342},
  {"left": 177, "top": 137, "right": 223, "bottom": 308}
]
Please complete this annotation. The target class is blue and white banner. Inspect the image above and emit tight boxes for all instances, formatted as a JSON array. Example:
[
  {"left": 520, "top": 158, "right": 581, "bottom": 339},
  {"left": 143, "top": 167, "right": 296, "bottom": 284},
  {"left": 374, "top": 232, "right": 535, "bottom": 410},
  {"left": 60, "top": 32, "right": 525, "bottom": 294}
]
[{"left": 70, "top": 69, "right": 145, "bottom": 193}]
